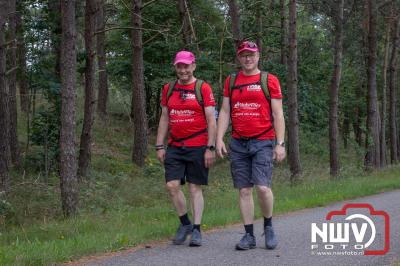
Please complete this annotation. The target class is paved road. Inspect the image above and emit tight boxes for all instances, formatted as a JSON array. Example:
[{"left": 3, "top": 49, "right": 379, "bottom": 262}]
[{"left": 85, "top": 190, "right": 400, "bottom": 266}]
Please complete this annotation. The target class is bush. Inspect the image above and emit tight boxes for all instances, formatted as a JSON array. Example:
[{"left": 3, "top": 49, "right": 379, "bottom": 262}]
[
  {"left": 0, "top": 196, "right": 16, "bottom": 227},
  {"left": 29, "top": 106, "right": 60, "bottom": 173}
]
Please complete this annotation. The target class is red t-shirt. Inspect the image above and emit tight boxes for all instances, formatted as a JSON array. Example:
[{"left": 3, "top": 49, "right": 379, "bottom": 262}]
[
  {"left": 161, "top": 80, "right": 215, "bottom": 147},
  {"left": 223, "top": 71, "right": 283, "bottom": 140}
]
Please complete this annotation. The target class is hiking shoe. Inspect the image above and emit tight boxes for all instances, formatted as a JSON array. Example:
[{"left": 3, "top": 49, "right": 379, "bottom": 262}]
[
  {"left": 172, "top": 224, "right": 193, "bottom": 245},
  {"left": 264, "top": 226, "right": 278, "bottom": 249},
  {"left": 189, "top": 229, "right": 202, "bottom": 247},
  {"left": 235, "top": 233, "right": 256, "bottom": 250}
]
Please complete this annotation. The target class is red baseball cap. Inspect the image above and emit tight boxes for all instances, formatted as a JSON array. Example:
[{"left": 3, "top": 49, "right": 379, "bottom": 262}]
[
  {"left": 237, "top": 41, "right": 259, "bottom": 55},
  {"left": 173, "top": 51, "right": 195, "bottom": 65}
]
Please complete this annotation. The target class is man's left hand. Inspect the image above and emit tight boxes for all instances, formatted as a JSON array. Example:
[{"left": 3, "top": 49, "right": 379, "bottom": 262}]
[
  {"left": 273, "top": 145, "right": 286, "bottom": 162},
  {"left": 204, "top": 149, "right": 216, "bottom": 168}
]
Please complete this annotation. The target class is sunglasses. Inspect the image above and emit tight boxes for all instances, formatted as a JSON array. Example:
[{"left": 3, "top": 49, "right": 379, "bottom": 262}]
[{"left": 238, "top": 41, "right": 258, "bottom": 49}]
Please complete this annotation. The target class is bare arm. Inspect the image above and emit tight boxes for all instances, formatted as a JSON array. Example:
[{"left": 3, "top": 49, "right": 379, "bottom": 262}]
[
  {"left": 271, "top": 99, "right": 286, "bottom": 162},
  {"left": 204, "top": 106, "right": 216, "bottom": 146},
  {"left": 204, "top": 106, "right": 216, "bottom": 168},
  {"left": 156, "top": 106, "right": 169, "bottom": 163},
  {"left": 216, "top": 97, "right": 230, "bottom": 158}
]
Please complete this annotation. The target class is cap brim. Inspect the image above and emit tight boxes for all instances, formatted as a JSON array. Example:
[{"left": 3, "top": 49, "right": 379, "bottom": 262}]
[
  {"left": 173, "top": 59, "right": 194, "bottom": 65},
  {"left": 237, "top": 47, "right": 258, "bottom": 55}
]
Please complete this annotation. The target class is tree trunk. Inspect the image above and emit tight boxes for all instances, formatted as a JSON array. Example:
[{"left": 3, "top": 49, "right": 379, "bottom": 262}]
[
  {"left": 342, "top": 115, "right": 350, "bottom": 149},
  {"left": 131, "top": 0, "right": 148, "bottom": 166},
  {"left": 78, "top": 0, "right": 97, "bottom": 179},
  {"left": 16, "top": 8, "right": 29, "bottom": 113},
  {"left": 397, "top": 119, "right": 400, "bottom": 159},
  {"left": 287, "top": 0, "right": 301, "bottom": 181},
  {"left": 389, "top": 17, "right": 399, "bottom": 164},
  {"left": 329, "top": 0, "right": 344, "bottom": 178},
  {"left": 155, "top": 85, "right": 162, "bottom": 124},
  {"left": 353, "top": 83, "right": 363, "bottom": 146},
  {"left": 256, "top": 1, "right": 263, "bottom": 64},
  {"left": 280, "top": 0, "right": 287, "bottom": 66},
  {"left": 60, "top": 0, "right": 78, "bottom": 217},
  {"left": 228, "top": 0, "right": 242, "bottom": 48},
  {"left": 353, "top": 117, "right": 363, "bottom": 146},
  {"left": 365, "top": 0, "right": 380, "bottom": 169},
  {"left": 96, "top": 0, "right": 108, "bottom": 118},
  {"left": 0, "top": 2, "right": 10, "bottom": 193},
  {"left": 380, "top": 18, "right": 391, "bottom": 167},
  {"left": 177, "top": 0, "right": 191, "bottom": 48},
  {"left": 48, "top": 0, "right": 62, "bottom": 78},
  {"left": 7, "top": 0, "right": 20, "bottom": 167}
]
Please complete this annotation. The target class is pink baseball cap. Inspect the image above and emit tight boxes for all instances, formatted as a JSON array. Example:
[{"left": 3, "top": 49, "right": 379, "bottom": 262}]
[
  {"left": 237, "top": 41, "right": 259, "bottom": 55},
  {"left": 173, "top": 51, "right": 195, "bottom": 65}
]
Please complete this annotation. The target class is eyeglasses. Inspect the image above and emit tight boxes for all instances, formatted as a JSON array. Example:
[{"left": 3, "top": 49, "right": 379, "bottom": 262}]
[
  {"left": 238, "top": 53, "right": 256, "bottom": 59},
  {"left": 238, "top": 41, "right": 258, "bottom": 50}
]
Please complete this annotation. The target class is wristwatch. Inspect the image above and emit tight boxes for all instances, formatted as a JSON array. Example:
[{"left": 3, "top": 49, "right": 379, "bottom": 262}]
[
  {"left": 276, "top": 141, "right": 285, "bottom": 147},
  {"left": 206, "top": 145, "right": 216, "bottom": 151}
]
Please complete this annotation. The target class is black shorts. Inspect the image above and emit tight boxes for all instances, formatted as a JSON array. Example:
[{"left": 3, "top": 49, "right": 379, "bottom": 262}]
[{"left": 164, "top": 145, "right": 209, "bottom": 185}]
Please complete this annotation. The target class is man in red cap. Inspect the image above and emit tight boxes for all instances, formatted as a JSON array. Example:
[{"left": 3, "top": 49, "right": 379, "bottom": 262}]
[
  {"left": 155, "top": 50, "right": 216, "bottom": 247},
  {"left": 216, "top": 41, "right": 286, "bottom": 250}
]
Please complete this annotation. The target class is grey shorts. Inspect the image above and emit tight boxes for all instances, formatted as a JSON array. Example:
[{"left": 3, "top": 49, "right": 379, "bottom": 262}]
[{"left": 229, "top": 137, "right": 274, "bottom": 189}]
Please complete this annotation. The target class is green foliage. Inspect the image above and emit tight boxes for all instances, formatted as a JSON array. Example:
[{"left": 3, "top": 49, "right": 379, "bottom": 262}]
[
  {"left": 27, "top": 55, "right": 61, "bottom": 173},
  {"left": 105, "top": 0, "right": 227, "bottom": 125},
  {"left": 0, "top": 197, "right": 15, "bottom": 227},
  {"left": 19, "top": 1, "right": 63, "bottom": 174},
  {"left": 28, "top": 106, "right": 60, "bottom": 172}
]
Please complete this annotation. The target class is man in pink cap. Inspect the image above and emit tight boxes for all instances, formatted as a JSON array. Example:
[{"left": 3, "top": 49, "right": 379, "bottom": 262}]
[
  {"left": 216, "top": 41, "right": 286, "bottom": 250},
  {"left": 155, "top": 50, "right": 216, "bottom": 247}
]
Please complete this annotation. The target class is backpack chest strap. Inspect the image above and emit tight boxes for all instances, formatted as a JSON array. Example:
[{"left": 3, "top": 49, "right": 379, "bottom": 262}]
[{"left": 231, "top": 81, "right": 262, "bottom": 90}]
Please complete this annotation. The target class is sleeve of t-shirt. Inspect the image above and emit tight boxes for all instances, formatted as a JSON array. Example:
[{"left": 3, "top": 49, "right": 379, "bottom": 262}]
[
  {"left": 223, "top": 76, "right": 231, "bottom": 97},
  {"left": 160, "top": 83, "right": 169, "bottom": 107},
  {"left": 268, "top": 74, "right": 283, "bottom": 99},
  {"left": 202, "top": 82, "right": 216, "bottom": 107}
]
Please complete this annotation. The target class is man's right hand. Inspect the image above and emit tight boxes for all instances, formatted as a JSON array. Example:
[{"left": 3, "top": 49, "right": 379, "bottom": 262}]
[
  {"left": 156, "top": 149, "right": 166, "bottom": 164},
  {"left": 216, "top": 140, "right": 227, "bottom": 159}
]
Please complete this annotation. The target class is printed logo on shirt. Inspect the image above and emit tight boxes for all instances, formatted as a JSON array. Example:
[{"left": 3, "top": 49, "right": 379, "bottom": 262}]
[
  {"left": 170, "top": 109, "right": 195, "bottom": 116},
  {"left": 247, "top": 84, "right": 261, "bottom": 92},
  {"left": 233, "top": 102, "right": 261, "bottom": 110},
  {"left": 182, "top": 93, "right": 196, "bottom": 100},
  {"left": 210, "top": 93, "right": 215, "bottom": 102}
]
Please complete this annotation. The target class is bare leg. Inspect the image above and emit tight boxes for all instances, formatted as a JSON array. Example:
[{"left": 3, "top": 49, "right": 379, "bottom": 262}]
[
  {"left": 188, "top": 183, "right": 204, "bottom": 224},
  {"left": 239, "top": 187, "right": 254, "bottom": 225},
  {"left": 166, "top": 180, "right": 187, "bottom": 216},
  {"left": 255, "top": 185, "right": 273, "bottom": 218}
]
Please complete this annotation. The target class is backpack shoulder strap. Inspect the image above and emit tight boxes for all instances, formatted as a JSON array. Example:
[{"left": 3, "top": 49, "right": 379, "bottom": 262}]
[
  {"left": 261, "top": 71, "right": 274, "bottom": 124},
  {"left": 194, "top": 79, "right": 204, "bottom": 106},
  {"left": 229, "top": 72, "right": 239, "bottom": 98},
  {"left": 260, "top": 71, "right": 270, "bottom": 101},
  {"left": 167, "top": 80, "right": 178, "bottom": 104}
]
